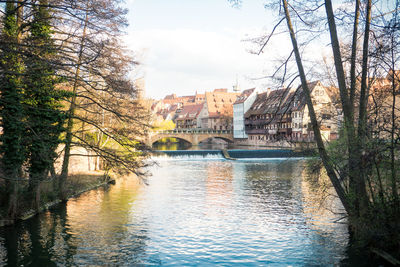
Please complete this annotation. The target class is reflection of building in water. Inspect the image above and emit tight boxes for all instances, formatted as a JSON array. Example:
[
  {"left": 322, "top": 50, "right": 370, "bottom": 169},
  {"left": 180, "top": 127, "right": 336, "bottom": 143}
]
[
  {"left": 242, "top": 161, "right": 301, "bottom": 212},
  {"left": 205, "top": 161, "right": 234, "bottom": 214}
]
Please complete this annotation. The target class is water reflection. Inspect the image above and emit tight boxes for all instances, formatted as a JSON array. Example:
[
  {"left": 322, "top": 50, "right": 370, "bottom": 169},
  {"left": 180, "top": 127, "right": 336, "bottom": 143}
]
[
  {"left": 300, "top": 167, "right": 349, "bottom": 265},
  {"left": 231, "top": 160, "right": 348, "bottom": 266},
  {"left": 152, "top": 137, "right": 196, "bottom": 150},
  {"left": 205, "top": 161, "right": 233, "bottom": 212},
  {"left": 0, "top": 204, "right": 76, "bottom": 266},
  {"left": 0, "top": 158, "right": 351, "bottom": 266},
  {"left": 63, "top": 176, "right": 149, "bottom": 265},
  {"left": 0, "top": 176, "right": 149, "bottom": 266},
  {"left": 0, "top": 236, "right": 5, "bottom": 266}
]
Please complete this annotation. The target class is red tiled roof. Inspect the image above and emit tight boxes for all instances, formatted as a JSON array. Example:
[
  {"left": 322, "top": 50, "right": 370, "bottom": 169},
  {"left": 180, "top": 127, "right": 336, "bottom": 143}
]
[
  {"left": 175, "top": 103, "right": 204, "bottom": 121},
  {"left": 205, "top": 90, "right": 239, "bottom": 118}
]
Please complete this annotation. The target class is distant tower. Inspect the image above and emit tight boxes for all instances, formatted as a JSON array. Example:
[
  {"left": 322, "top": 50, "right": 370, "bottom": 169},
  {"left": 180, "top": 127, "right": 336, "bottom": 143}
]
[
  {"left": 135, "top": 77, "right": 145, "bottom": 99},
  {"left": 233, "top": 75, "right": 240, "bottom": 92}
]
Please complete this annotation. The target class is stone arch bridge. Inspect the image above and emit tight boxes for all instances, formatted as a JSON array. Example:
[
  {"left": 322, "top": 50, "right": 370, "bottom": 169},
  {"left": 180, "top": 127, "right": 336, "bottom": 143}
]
[{"left": 145, "top": 129, "right": 234, "bottom": 147}]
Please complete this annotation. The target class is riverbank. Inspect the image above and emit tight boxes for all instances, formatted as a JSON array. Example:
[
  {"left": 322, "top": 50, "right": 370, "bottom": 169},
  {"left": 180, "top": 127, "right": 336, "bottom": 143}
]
[{"left": 0, "top": 171, "right": 116, "bottom": 227}]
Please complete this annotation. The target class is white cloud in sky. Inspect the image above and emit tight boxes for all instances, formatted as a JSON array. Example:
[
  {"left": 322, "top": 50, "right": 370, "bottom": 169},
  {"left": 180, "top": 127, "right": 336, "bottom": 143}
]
[
  {"left": 123, "top": 0, "right": 323, "bottom": 99},
  {"left": 124, "top": 28, "right": 274, "bottom": 98},
  {"left": 124, "top": 26, "right": 298, "bottom": 99}
]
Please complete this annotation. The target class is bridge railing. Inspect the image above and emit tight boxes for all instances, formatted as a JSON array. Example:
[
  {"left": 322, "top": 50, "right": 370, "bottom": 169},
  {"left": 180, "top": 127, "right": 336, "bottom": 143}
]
[{"left": 153, "top": 129, "right": 233, "bottom": 135}]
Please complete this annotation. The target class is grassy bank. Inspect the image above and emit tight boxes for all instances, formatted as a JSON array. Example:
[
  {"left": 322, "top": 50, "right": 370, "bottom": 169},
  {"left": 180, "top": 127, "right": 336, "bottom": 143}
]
[{"left": 0, "top": 171, "right": 114, "bottom": 227}]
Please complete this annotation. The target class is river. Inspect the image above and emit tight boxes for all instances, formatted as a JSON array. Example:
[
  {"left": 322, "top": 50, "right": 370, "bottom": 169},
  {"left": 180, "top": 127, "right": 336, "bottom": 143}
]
[{"left": 0, "top": 152, "right": 357, "bottom": 266}]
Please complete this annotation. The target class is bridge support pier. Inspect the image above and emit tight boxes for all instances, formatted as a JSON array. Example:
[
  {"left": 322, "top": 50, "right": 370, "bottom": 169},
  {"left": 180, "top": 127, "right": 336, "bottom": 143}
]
[{"left": 192, "top": 135, "right": 198, "bottom": 146}]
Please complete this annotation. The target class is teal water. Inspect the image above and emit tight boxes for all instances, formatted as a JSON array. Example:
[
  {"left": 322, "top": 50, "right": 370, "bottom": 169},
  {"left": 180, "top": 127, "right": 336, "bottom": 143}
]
[{"left": 0, "top": 156, "right": 351, "bottom": 266}]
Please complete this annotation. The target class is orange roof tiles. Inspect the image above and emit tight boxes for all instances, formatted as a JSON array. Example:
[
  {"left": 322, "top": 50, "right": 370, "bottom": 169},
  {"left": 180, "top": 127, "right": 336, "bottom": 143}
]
[
  {"left": 175, "top": 103, "right": 204, "bottom": 121},
  {"left": 205, "top": 90, "right": 240, "bottom": 118}
]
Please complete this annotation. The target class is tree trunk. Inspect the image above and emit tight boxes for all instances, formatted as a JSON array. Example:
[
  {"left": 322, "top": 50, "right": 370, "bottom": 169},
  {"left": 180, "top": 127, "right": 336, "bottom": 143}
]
[
  {"left": 349, "top": 0, "right": 360, "bottom": 110},
  {"left": 390, "top": 63, "right": 399, "bottom": 205},
  {"left": 282, "top": 0, "right": 350, "bottom": 212},
  {"left": 355, "top": 0, "right": 372, "bottom": 217},
  {"left": 324, "top": 0, "right": 372, "bottom": 219},
  {"left": 59, "top": 10, "right": 89, "bottom": 200}
]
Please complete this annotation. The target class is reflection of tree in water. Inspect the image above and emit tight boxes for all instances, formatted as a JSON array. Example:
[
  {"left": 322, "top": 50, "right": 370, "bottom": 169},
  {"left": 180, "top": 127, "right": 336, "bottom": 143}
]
[
  {"left": 63, "top": 176, "right": 150, "bottom": 265},
  {"left": 0, "top": 235, "right": 6, "bottom": 265},
  {"left": 0, "top": 176, "right": 150, "bottom": 265},
  {"left": 152, "top": 138, "right": 191, "bottom": 150},
  {"left": 301, "top": 165, "right": 349, "bottom": 264},
  {"left": 0, "top": 204, "right": 77, "bottom": 266},
  {"left": 301, "top": 165, "right": 346, "bottom": 226},
  {"left": 241, "top": 160, "right": 349, "bottom": 265}
]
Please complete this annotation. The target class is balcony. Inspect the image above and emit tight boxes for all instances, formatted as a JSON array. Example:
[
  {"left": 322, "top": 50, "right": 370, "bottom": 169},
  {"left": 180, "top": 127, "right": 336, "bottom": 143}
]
[
  {"left": 279, "top": 117, "right": 292, "bottom": 123},
  {"left": 245, "top": 128, "right": 268, "bottom": 134},
  {"left": 244, "top": 118, "right": 268, "bottom": 126},
  {"left": 156, "top": 129, "right": 233, "bottom": 134},
  {"left": 278, "top": 128, "right": 292, "bottom": 135}
]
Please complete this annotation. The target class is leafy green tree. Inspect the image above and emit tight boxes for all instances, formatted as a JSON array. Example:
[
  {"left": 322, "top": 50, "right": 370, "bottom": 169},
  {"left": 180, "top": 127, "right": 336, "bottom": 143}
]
[
  {"left": 23, "top": 0, "right": 69, "bottom": 208},
  {"left": 0, "top": 0, "right": 148, "bottom": 216},
  {"left": 0, "top": 1, "right": 25, "bottom": 218}
]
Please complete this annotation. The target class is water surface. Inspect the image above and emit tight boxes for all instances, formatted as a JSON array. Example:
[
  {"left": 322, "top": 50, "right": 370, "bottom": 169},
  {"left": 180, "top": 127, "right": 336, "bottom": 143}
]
[{"left": 0, "top": 155, "right": 350, "bottom": 266}]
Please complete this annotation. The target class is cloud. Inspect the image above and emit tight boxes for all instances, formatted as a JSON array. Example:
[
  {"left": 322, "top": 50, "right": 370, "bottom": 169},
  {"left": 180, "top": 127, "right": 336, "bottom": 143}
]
[{"left": 124, "top": 28, "right": 272, "bottom": 98}]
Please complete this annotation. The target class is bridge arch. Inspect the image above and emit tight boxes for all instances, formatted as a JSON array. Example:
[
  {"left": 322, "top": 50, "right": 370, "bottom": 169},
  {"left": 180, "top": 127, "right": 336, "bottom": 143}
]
[
  {"left": 150, "top": 135, "right": 193, "bottom": 146},
  {"left": 197, "top": 136, "right": 233, "bottom": 144},
  {"left": 147, "top": 129, "right": 234, "bottom": 147}
]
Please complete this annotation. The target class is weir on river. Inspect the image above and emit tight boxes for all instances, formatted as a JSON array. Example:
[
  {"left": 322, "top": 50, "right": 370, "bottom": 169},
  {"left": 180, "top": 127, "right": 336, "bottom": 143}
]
[{"left": 155, "top": 149, "right": 313, "bottom": 159}]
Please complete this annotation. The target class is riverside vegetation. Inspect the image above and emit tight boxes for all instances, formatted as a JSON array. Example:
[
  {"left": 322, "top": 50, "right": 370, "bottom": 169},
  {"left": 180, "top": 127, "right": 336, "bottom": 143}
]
[
  {"left": 0, "top": 0, "right": 149, "bottom": 223},
  {"left": 232, "top": 0, "right": 400, "bottom": 260}
]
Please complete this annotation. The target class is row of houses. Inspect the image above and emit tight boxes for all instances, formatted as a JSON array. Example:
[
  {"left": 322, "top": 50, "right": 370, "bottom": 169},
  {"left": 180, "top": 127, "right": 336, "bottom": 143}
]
[
  {"left": 151, "top": 82, "right": 342, "bottom": 144},
  {"left": 235, "top": 81, "right": 341, "bottom": 145},
  {"left": 152, "top": 88, "right": 240, "bottom": 131}
]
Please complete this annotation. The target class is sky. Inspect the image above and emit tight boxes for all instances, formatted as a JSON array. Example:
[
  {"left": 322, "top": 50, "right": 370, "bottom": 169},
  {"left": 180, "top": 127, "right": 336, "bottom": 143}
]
[{"left": 123, "top": 0, "right": 291, "bottom": 99}]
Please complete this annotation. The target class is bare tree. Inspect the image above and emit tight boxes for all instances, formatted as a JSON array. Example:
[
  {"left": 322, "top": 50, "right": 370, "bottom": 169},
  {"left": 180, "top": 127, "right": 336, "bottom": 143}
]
[
  {"left": 231, "top": 0, "right": 400, "bottom": 255},
  {"left": 43, "top": 0, "right": 151, "bottom": 198},
  {"left": 0, "top": 0, "right": 150, "bottom": 212}
]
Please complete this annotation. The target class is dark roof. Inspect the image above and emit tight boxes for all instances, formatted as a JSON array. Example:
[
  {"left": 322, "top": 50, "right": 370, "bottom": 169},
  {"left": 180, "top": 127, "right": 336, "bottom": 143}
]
[
  {"left": 245, "top": 88, "right": 291, "bottom": 117},
  {"left": 290, "top": 81, "right": 321, "bottom": 111},
  {"left": 234, "top": 88, "right": 256, "bottom": 104}
]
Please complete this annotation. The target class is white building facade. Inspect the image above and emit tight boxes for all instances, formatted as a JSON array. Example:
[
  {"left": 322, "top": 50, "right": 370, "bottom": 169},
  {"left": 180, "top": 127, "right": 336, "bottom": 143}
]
[{"left": 233, "top": 89, "right": 257, "bottom": 139}]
